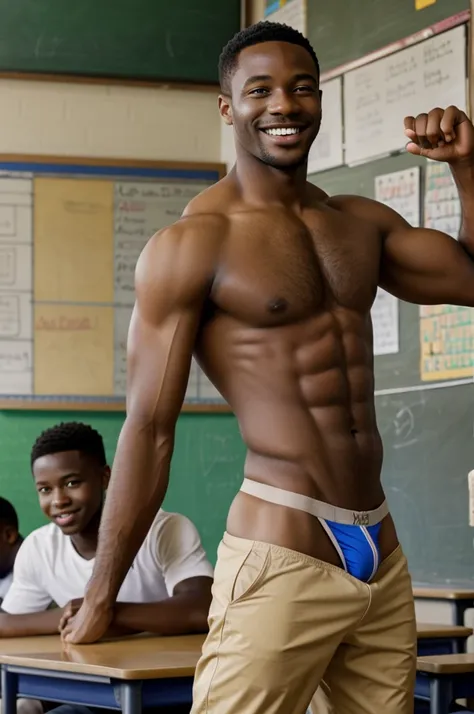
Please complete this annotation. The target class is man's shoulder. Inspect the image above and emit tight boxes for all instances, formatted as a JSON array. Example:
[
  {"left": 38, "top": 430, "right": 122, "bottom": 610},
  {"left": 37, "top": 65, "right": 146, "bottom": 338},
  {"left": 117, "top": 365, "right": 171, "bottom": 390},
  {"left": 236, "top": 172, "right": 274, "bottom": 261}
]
[
  {"left": 153, "top": 181, "right": 232, "bottom": 246},
  {"left": 326, "top": 193, "right": 408, "bottom": 230}
]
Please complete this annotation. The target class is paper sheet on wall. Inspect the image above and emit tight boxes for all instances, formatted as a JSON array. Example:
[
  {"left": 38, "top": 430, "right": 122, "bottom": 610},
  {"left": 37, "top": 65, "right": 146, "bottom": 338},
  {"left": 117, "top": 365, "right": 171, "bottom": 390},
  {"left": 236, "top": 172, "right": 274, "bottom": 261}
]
[
  {"left": 419, "top": 161, "right": 473, "bottom": 381},
  {"left": 374, "top": 166, "right": 421, "bottom": 227},
  {"left": 0, "top": 177, "right": 33, "bottom": 394},
  {"left": 344, "top": 25, "right": 467, "bottom": 165},
  {"left": 265, "top": 0, "right": 306, "bottom": 35},
  {"left": 308, "top": 77, "right": 344, "bottom": 174},
  {"left": 371, "top": 167, "right": 422, "bottom": 356}
]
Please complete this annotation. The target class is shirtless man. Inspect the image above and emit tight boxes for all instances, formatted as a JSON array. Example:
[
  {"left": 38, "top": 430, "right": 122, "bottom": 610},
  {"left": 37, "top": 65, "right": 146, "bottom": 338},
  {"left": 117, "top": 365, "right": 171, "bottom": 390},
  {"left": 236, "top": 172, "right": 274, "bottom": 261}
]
[{"left": 62, "top": 21, "right": 474, "bottom": 714}]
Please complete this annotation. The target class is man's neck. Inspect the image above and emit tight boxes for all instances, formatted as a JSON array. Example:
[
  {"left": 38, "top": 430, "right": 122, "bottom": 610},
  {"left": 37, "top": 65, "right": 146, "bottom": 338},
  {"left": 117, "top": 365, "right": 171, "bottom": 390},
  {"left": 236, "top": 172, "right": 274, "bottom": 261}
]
[{"left": 233, "top": 150, "right": 309, "bottom": 209}]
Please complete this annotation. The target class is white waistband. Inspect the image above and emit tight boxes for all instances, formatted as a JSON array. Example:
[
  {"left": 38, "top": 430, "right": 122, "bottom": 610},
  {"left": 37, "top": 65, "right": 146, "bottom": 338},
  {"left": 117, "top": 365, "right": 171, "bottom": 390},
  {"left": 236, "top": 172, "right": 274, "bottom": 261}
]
[{"left": 240, "top": 478, "right": 389, "bottom": 526}]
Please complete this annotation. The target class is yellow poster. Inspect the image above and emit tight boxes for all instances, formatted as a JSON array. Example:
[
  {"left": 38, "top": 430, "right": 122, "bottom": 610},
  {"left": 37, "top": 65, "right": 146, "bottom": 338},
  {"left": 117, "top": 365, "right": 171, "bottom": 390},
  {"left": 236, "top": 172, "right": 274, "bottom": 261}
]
[
  {"left": 415, "top": 0, "right": 436, "bottom": 9},
  {"left": 34, "top": 304, "right": 114, "bottom": 396},
  {"left": 420, "top": 305, "right": 474, "bottom": 381},
  {"left": 34, "top": 177, "right": 114, "bottom": 303}
]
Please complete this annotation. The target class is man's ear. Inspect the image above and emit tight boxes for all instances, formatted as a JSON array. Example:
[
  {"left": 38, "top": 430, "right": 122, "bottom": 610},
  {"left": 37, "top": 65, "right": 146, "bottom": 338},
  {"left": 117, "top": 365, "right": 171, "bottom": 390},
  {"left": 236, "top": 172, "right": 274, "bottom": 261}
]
[{"left": 218, "top": 95, "right": 233, "bottom": 126}]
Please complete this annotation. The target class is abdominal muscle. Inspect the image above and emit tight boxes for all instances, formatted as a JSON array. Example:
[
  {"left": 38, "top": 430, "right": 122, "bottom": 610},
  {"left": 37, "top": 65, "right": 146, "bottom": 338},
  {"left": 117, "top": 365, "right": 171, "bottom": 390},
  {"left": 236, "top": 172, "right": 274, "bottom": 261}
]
[{"left": 203, "top": 316, "right": 399, "bottom": 567}]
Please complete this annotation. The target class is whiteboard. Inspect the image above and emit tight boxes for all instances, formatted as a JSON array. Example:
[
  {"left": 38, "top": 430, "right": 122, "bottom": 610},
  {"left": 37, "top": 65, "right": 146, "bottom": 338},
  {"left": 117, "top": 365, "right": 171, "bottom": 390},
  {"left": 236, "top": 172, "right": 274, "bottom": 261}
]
[
  {"left": 308, "top": 77, "right": 343, "bottom": 174},
  {"left": 0, "top": 158, "right": 225, "bottom": 408},
  {"left": 344, "top": 25, "right": 467, "bottom": 165},
  {"left": 265, "top": 0, "right": 306, "bottom": 35}
]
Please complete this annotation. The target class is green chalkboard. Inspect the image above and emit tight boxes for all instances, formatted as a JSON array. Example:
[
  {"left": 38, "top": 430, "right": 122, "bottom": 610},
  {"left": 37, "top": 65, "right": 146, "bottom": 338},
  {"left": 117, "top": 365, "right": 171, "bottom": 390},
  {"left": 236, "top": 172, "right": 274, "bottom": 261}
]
[
  {"left": 0, "top": 410, "right": 245, "bottom": 565},
  {"left": 0, "top": 0, "right": 241, "bottom": 84},
  {"left": 377, "top": 383, "right": 474, "bottom": 584},
  {"left": 307, "top": 0, "right": 470, "bottom": 72}
]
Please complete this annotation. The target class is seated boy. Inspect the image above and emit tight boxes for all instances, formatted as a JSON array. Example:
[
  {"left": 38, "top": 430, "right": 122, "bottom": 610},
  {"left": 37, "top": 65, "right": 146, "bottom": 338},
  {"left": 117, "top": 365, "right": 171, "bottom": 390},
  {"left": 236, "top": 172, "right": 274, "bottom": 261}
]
[
  {"left": 0, "top": 421, "right": 213, "bottom": 638},
  {"left": 0, "top": 497, "right": 22, "bottom": 604}
]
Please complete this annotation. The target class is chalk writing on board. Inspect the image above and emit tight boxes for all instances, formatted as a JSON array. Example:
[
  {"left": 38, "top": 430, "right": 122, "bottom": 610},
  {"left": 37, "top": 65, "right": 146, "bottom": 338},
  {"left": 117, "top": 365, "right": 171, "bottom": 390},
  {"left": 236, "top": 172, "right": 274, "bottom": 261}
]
[
  {"left": 111, "top": 180, "right": 225, "bottom": 402},
  {"left": 344, "top": 25, "right": 466, "bottom": 164},
  {"left": 419, "top": 162, "right": 472, "bottom": 381},
  {"left": 114, "top": 180, "right": 211, "bottom": 304}
]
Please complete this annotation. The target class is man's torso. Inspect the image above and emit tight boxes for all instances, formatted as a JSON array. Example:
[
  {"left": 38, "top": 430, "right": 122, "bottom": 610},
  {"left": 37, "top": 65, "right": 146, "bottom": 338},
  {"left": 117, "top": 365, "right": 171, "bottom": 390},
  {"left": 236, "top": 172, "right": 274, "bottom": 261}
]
[{"left": 186, "top": 178, "right": 398, "bottom": 562}]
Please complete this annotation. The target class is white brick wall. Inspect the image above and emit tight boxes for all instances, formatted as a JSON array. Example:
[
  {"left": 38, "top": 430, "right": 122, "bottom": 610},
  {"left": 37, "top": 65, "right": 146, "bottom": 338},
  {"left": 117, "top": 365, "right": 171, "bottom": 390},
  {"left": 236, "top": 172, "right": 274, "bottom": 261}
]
[{"left": 0, "top": 79, "right": 221, "bottom": 162}]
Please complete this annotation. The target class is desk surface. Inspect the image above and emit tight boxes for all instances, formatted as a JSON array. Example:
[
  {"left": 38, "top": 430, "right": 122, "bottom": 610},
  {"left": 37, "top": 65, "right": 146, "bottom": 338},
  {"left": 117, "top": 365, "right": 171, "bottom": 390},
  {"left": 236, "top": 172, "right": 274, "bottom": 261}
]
[
  {"left": 414, "top": 586, "right": 474, "bottom": 600},
  {"left": 417, "top": 653, "right": 474, "bottom": 674},
  {"left": 416, "top": 623, "right": 472, "bottom": 638},
  {"left": 0, "top": 633, "right": 205, "bottom": 680}
]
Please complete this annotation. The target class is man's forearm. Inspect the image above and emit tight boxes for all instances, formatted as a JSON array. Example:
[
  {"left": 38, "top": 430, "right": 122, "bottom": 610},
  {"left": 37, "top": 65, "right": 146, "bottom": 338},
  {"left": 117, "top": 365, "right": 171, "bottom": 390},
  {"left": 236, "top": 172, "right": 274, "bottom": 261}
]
[
  {"left": 113, "top": 596, "right": 210, "bottom": 636},
  {"left": 85, "top": 417, "right": 173, "bottom": 607},
  {"left": 451, "top": 161, "right": 474, "bottom": 256},
  {"left": 0, "top": 609, "right": 62, "bottom": 637}
]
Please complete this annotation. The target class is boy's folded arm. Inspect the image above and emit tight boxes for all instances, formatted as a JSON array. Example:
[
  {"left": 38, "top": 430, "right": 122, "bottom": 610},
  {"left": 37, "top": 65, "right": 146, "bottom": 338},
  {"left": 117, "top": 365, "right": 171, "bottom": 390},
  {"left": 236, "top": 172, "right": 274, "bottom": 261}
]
[{"left": 0, "top": 607, "right": 64, "bottom": 637}]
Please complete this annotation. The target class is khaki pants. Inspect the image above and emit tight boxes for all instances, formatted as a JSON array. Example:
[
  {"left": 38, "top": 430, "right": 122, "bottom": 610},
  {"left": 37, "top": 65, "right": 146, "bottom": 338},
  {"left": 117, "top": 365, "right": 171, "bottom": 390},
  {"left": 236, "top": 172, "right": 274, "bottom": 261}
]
[{"left": 192, "top": 532, "right": 416, "bottom": 714}]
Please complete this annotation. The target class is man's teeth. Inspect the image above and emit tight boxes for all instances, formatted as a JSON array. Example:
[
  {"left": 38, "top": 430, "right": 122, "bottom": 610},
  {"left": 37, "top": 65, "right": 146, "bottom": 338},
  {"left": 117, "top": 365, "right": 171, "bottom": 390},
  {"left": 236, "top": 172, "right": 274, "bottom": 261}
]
[{"left": 264, "top": 127, "right": 300, "bottom": 136}]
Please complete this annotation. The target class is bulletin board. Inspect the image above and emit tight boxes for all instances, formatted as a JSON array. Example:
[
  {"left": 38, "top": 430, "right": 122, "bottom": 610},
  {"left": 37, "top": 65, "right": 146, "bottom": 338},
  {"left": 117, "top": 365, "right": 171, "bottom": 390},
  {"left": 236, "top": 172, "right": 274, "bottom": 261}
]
[{"left": 0, "top": 154, "right": 229, "bottom": 412}]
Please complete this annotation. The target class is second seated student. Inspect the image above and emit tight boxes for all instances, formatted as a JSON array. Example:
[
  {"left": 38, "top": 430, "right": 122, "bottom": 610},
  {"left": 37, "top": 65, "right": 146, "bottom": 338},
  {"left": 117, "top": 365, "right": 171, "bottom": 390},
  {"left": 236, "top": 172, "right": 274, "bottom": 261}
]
[
  {"left": 0, "top": 497, "right": 23, "bottom": 604},
  {"left": 0, "top": 421, "right": 213, "bottom": 637}
]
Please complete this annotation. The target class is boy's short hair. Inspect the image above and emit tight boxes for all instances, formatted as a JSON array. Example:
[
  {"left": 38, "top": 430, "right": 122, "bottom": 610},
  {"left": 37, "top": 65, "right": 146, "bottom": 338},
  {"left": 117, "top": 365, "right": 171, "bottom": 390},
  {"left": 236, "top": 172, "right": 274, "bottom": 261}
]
[
  {"left": 0, "top": 497, "right": 18, "bottom": 531},
  {"left": 31, "top": 422, "right": 107, "bottom": 469}
]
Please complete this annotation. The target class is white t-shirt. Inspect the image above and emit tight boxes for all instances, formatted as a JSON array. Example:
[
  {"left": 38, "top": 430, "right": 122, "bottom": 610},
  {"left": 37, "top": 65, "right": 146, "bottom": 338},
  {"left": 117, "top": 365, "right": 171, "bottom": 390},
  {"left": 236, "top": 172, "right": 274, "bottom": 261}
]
[{"left": 2, "top": 510, "right": 213, "bottom": 614}]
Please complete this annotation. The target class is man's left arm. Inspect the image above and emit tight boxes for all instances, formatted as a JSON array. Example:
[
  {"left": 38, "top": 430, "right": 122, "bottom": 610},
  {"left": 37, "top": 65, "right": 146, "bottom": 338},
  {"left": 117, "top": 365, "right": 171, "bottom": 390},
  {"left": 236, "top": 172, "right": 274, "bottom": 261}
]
[
  {"left": 60, "top": 513, "right": 213, "bottom": 639},
  {"left": 111, "top": 512, "right": 213, "bottom": 635}
]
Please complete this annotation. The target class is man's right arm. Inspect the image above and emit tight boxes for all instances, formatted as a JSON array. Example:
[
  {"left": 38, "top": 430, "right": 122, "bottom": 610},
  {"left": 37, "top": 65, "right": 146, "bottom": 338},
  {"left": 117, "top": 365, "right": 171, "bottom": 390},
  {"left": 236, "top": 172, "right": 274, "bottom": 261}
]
[{"left": 64, "top": 219, "right": 220, "bottom": 643}]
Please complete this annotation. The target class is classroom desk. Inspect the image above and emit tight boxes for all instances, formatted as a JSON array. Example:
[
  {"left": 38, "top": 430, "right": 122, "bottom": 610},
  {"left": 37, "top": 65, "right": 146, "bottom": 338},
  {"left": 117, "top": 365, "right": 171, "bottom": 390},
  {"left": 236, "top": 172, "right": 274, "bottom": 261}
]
[
  {"left": 416, "top": 654, "right": 474, "bottom": 714},
  {"left": 0, "top": 633, "right": 205, "bottom": 714},
  {"left": 417, "top": 623, "right": 473, "bottom": 655},
  {"left": 414, "top": 586, "right": 474, "bottom": 626}
]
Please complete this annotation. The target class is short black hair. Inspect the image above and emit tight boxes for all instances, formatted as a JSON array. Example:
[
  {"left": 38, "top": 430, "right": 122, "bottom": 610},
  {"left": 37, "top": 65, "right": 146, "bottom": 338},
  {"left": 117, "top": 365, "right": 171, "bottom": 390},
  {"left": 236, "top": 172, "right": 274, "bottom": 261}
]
[
  {"left": 31, "top": 422, "right": 107, "bottom": 469},
  {"left": 219, "top": 21, "right": 320, "bottom": 94},
  {"left": 0, "top": 497, "right": 18, "bottom": 531}
]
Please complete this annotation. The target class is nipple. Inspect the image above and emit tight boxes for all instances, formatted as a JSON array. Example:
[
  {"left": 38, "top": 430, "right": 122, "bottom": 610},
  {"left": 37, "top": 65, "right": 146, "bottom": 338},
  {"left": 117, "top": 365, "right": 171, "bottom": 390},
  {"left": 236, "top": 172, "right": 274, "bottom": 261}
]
[
  {"left": 351, "top": 428, "right": 358, "bottom": 437},
  {"left": 268, "top": 297, "right": 288, "bottom": 313}
]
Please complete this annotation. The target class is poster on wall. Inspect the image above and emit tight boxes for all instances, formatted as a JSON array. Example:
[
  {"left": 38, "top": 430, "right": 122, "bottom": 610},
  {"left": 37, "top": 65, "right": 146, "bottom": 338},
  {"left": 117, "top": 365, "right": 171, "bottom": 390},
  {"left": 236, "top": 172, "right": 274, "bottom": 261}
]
[
  {"left": 264, "top": 0, "right": 306, "bottom": 35},
  {"left": 371, "top": 167, "right": 422, "bottom": 357},
  {"left": 420, "top": 160, "right": 473, "bottom": 382}
]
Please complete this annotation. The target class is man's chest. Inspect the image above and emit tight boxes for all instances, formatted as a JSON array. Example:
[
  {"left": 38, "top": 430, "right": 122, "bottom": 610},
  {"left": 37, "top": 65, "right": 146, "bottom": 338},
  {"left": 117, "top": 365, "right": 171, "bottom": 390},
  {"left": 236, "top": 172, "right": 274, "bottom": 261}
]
[{"left": 212, "top": 208, "right": 382, "bottom": 327}]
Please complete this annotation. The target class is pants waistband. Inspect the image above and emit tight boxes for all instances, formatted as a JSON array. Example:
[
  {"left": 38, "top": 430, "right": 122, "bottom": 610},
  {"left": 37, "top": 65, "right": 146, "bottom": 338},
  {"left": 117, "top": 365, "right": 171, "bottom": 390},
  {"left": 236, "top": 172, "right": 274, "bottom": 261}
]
[{"left": 240, "top": 478, "right": 389, "bottom": 526}]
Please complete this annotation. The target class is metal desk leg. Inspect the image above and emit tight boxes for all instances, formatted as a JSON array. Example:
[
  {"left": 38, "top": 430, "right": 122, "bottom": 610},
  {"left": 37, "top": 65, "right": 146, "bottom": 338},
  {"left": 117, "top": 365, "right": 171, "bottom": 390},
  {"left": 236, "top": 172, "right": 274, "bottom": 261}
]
[
  {"left": 119, "top": 681, "right": 142, "bottom": 714},
  {"left": 430, "top": 678, "right": 453, "bottom": 714},
  {"left": 1, "top": 666, "right": 17, "bottom": 714},
  {"left": 453, "top": 601, "right": 466, "bottom": 627}
]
